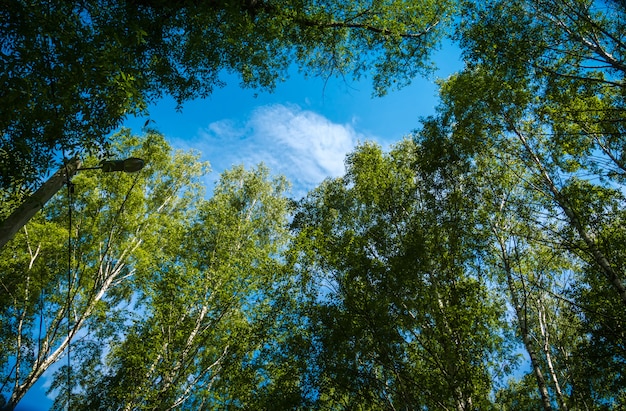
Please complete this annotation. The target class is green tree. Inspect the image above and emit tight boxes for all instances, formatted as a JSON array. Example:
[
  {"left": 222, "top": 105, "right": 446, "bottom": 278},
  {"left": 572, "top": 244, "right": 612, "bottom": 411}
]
[
  {"left": 0, "top": 129, "right": 208, "bottom": 410},
  {"left": 63, "top": 164, "right": 295, "bottom": 410},
  {"left": 453, "top": 0, "right": 626, "bottom": 307},
  {"left": 290, "top": 139, "right": 507, "bottom": 410},
  {"left": 473, "top": 149, "right": 586, "bottom": 411},
  {"left": 1, "top": 0, "right": 455, "bottom": 190},
  {"left": 419, "top": 0, "right": 626, "bottom": 403}
]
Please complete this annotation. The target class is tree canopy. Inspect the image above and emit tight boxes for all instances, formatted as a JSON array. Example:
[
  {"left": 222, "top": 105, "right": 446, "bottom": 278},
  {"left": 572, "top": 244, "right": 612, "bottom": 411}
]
[
  {"left": 0, "top": 0, "right": 453, "bottom": 190},
  {"left": 2, "top": 0, "right": 626, "bottom": 409},
  {"left": 0, "top": 129, "right": 209, "bottom": 410}
]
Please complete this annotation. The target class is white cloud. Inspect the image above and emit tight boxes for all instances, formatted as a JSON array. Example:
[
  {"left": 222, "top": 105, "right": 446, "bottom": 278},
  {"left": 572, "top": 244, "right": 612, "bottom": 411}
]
[{"left": 193, "top": 104, "right": 367, "bottom": 197}]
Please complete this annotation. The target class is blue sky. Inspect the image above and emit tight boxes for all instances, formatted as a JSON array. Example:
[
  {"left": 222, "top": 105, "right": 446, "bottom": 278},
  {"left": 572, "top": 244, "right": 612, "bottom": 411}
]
[
  {"left": 16, "top": 43, "right": 461, "bottom": 411},
  {"left": 121, "top": 43, "right": 462, "bottom": 198}
]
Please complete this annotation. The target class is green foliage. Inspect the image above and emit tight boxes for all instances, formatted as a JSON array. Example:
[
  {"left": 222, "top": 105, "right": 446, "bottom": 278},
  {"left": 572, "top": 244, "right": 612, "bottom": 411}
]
[
  {"left": 290, "top": 139, "right": 507, "bottom": 410},
  {"left": 0, "top": 130, "right": 208, "bottom": 410},
  {"left": 424, "top": 1, "right": 626, "bottom": 408},
  {"left": 63, "top": 163, "right": 295, "bottom": 410},
  {"left": 495, "top": 375, "right": 545, "bottom": 411},
  {"left": 3, "top": 0, "right": 626, "bottom": 409},
  {"left": 0, "top": 0, "right": 455, "bottom": 190}
]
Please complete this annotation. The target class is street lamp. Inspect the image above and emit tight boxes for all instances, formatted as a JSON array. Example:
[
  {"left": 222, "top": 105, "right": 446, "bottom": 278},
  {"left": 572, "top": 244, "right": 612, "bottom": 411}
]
[
  {"left": 0, "top": 157, "right": 145, "bottom": 250},
  {"left": 77, "top": 157, "right": 146, "bottom": 173},
  {"left": 101, "top": 157, "right": 145, "bottom": 173}
]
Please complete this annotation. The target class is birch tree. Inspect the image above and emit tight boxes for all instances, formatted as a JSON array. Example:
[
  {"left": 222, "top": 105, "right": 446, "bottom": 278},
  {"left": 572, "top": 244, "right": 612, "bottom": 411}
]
[
  {"left": 66, "top": 164, "right": 294, "bottom": 410},
  {"left": 0, "top": 130, "right": 207, "bottom": 410},
  {"left": 290, "top": 139, "right": 507, "bottom": 410},
  {"left": 423, "top": 0, "right": 626, "bottom": 401}
]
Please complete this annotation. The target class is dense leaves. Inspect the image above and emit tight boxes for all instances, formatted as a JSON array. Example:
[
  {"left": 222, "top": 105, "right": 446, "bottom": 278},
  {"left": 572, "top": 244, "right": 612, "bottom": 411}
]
[
  {"left": 2, "top": 0, "right": 626, "bottom": 409},
  {"left": 431, "top": 0, "right": 626, "bottom": 407},
  {"left": 0, "top": 0, "right": 453, "bottom": 190},
  {"left": 289, "top": 140, "right": 507, "bottom": 410},
  {"left": 0, "top": 130, "right": 208, "bottom": 410},
  {"left": 63, "top": 164, "right": 293, "bottom": 410}
]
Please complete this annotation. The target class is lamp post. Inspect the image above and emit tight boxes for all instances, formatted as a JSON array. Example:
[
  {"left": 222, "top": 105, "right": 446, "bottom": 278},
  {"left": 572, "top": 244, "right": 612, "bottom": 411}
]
[{"left": 0, "top": 157, "right": 145, "bottom": 250}]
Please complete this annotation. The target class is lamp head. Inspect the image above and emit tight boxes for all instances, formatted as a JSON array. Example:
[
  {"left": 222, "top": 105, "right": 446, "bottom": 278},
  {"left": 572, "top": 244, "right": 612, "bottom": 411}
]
[{"left": 101, "top": 157, "right": 145, "bottom": 173}]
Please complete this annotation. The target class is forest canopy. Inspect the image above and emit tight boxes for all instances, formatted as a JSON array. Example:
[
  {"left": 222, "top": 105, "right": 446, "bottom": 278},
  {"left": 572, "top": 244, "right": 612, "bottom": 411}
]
[
  {"left": 1, "top": 0, "right": 626, "bottom": 410},
  {"left": 0, "top": 0, "right": 452, "bottom": 190}
]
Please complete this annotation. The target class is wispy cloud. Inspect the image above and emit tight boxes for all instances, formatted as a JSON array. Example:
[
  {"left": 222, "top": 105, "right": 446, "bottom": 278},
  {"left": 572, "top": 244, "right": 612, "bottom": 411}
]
[{"left": 188, "top": 104, "right": 370, "bottom": 197}]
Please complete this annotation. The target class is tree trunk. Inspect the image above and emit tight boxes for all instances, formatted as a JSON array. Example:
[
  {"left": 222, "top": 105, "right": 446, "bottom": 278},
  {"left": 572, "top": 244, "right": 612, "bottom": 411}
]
[
  {"left": 537, "top": 298, "right": 568, "bottom": 411},
  {"left": 511, "top": 123, "right": 626, "bottom": 306},
  {"left": 494, "top": 231, "right": 554, "bottom": 411}
]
